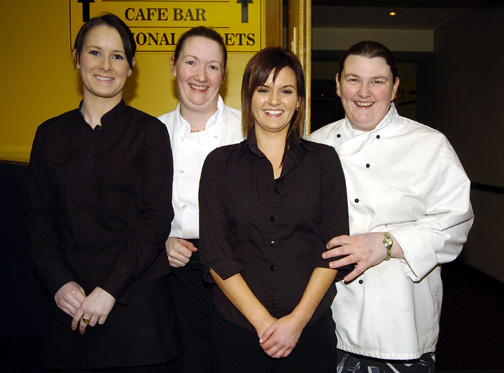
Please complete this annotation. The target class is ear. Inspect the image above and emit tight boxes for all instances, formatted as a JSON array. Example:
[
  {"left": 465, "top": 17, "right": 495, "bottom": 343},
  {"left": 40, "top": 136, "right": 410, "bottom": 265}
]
[
  {"left": 128, "top": 57, "right": 136, "bottom": 77},
  {"left": 73, "top": 50, "right": 80, "bottom": 69},
  {"left": 170, "top": 56, "right": 176, "bottom": 76},
  {"left": 335, "top": 73, "right": 341, "bottom": 98},
  {"left": 221, "top": 66, "right": 228, "bottom": 85},
  {"left": 391, "top": 77, "right": 400, "bottom": 101}
]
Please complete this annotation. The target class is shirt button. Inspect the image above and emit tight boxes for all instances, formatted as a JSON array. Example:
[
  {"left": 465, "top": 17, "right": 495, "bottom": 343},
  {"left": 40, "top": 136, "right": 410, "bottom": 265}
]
[
  {"left": 270, "top": 241, "right": 275, "bottom": 247},
  {"left": 337, "top": 134, "right": 341, "bottom": 138},
  {"left": 270, "top": 216, "right": 275, "bottom": 222},
  {"left": 214, "top": 135, "right": 219, "bottom": 139},
  {"left": 365, "top": 164, "right": 370, "bottom": 168},
  {"left": 180, "top": 137, "right": 184, "bottom": 141},
  {"left": 182, "top": 205, "right": 187, "bottom": 209},
  {"left": 354, "top": 198, "right": 359, "bottom": 203},
  {"left": 180, "top": 170, "right": 184, "bottom": 174},
  {"left": 270, "top": 265, "right": 276, "bottom": 271},
  {"left": 376, "top": 135, "right": 381, "bottom": 139},
  {"left": 359, "top": 279, "right": 363, "bottom": 284}
]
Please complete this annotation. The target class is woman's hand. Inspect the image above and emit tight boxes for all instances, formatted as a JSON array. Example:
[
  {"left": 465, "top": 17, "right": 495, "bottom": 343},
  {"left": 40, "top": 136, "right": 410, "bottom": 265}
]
[
  {"left": 166, "top": 237, "right": 198, "bottom": 267},
  {"left": 259, "top": 313, "right": 305, "bottom": 358},
  {"left": 71, "top": 287, "right": 116, "bottom": 334},
  {"left": 54, "top": 281, "right": 86, "bottom": 317}
]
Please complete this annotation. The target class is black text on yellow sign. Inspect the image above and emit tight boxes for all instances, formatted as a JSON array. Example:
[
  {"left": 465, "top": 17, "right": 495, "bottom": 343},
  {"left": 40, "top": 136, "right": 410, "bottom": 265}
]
[{"left": 70, "top": 0, "right": 262, "bottom": 52}]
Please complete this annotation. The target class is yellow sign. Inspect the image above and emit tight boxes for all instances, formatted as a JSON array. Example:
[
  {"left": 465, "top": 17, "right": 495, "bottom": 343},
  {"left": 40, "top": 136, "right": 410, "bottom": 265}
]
[{"left": 69, "top": 0, "right": 262, "bottom": 52}]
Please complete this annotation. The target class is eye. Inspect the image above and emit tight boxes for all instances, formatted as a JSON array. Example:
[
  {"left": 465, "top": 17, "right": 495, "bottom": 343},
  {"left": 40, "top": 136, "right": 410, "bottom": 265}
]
[
  {"left": 372, "top": 80, "right": 385, "bottom": 85},
  {"left": 348, "top": 78, "right": 360, "bottom": 83},
  {"left": 257, "top": 87, "right": 269, "bottom": 93},
  {"left": 89, "top": 50, "right": 100, "bottom": 56},
  {"left": 112, "top": 54, "right": 124, "bottom": 60},
  {"left": 281, "top": 89, "right": 294, "bottom": 94},
  {"left": 185, "top": 60, "right": 196, "bottom": 66},
  {"left": 208, "top": 64, "right": 219, "bottom": 71}
]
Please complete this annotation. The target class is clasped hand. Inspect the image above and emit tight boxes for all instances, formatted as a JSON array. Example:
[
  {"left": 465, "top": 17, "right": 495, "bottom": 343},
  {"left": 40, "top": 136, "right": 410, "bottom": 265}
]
[
  {"left": 258, "top": 314, "right": 304, "bottom": 359},
  {"left": 55, "top": 282, "right": 116, "bottom": 334}
]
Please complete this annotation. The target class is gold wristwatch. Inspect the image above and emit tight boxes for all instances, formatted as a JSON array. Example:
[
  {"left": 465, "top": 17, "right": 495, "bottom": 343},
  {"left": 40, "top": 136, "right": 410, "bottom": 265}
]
[{"left": 383, "top": 232, "right": 393, "bottom": 261}]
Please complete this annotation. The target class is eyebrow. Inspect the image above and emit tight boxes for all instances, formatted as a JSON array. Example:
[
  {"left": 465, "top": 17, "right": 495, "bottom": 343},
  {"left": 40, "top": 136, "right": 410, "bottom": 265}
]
[
  {"left": 183, "top": 55, "right": 222, "bottom": 65},
  {"left": 344, "top": 73, "right": 389, "bottom": 80},
  {"left": 86, "top": 45, "right": 125, "bottom": 53}
]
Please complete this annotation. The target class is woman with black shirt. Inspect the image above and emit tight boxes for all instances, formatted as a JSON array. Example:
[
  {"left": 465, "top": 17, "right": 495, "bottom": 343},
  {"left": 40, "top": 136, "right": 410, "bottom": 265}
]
[
  {"left": 199, "top": 47, "right": 351, "bottom": 372},
  {"left": 25, "top": 14, "right": 181, "bottom": 371}
]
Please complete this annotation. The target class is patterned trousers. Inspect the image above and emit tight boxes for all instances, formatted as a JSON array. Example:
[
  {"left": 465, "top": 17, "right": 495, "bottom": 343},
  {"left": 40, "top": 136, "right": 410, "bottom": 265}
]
[{"left": 337, "top": 350, "right": 435, "bottom": 373}]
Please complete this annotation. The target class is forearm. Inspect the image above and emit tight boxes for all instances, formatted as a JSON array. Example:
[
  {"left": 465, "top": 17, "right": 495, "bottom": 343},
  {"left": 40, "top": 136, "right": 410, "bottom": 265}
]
[
  {"left": 210, "top": 269, "right": 275, "bottom": 336},
  {"left": 290, "top": 267, "right": 337, "bottom": 325}
]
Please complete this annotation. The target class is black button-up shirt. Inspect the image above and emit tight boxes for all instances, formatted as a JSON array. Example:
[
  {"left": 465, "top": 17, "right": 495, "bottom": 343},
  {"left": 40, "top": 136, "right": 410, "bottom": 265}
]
[
  {"left": 199, "top": 131, "right": 350, "bottom": 330},
  {"left": 26, "top": 100, "right": 174, "bottom": 304}
]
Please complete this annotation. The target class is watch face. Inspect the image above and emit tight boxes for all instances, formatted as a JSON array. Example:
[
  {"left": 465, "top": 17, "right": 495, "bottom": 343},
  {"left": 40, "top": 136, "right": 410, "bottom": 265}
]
[{"left": 383, "top": 235, "right": 393, "bottom": 248}]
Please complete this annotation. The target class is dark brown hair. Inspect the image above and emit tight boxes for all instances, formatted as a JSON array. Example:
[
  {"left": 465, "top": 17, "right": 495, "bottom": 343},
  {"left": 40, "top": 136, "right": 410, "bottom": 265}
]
[
  {"left": 241, "top": 47, "right": 305, "bottom": 140},
  {"left": 338, "top": 41, "right": 398, "bottom": 82},
  {"left": 73, "top": 13, "right": 136, "bottom": 70}
]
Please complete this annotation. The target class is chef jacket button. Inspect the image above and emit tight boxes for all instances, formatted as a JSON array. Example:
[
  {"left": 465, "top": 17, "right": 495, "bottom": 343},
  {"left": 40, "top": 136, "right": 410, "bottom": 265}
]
[
  {"left": 337, "top": 134, "right": 341, "bottom": 138},
  {"left": 182, "top": 205, "right": 187, "bottom": 209},
  {"left": 359, "top": 279, "right": 363, "bottom": 284},
  {"left": 366, "top": 164, "right": 370, "bottom": 168},
  {"left": 354, "top": 198, "right": 359, "bottom": 203},
  {"left": 376, "top": 135, "right": 381, "bottom": 139}
]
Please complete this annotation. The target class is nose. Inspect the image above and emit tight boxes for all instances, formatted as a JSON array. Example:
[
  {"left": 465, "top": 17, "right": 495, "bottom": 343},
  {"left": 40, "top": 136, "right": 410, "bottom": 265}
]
[
  {"left": 358, "top": 82, "right": 371, "bottom": 98},
  {"left": 100, "top": 57, "right": 112, "bottom": 72},
  {"left": 195, "top": 65, "right": 207, "bottom": 82},
  {"left": 268, "top": 90, "right": 280, "bottom": 105}
]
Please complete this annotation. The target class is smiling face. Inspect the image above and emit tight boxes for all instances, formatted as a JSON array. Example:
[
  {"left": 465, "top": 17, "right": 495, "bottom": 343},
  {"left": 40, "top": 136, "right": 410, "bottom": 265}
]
[
  {"left": 76, "top": 25, "right": 133, "bottom": 103},
  {"left": 337, "top": 55, "right": 399, "bottom": 131},
  {"left": 171, "top": 36, "right": 225, "bottom": 115},
  {"left": 251, "top": 67, "right": 300, "bottom": 137}
]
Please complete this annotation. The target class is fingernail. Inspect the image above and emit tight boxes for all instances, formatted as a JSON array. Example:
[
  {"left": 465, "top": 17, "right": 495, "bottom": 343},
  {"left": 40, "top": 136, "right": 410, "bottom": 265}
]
[{"left": 259, "top": 338, "right": 263, "bottom": 343}]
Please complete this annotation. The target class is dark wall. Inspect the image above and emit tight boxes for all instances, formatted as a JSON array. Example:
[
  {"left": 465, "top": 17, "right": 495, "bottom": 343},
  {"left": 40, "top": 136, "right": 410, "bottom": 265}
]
[
  {"left": 416, "top": 7, "right": 504, "bottom": 282},
  {"left": 0, "top": 162, "right": 50, "bottom": 372}
]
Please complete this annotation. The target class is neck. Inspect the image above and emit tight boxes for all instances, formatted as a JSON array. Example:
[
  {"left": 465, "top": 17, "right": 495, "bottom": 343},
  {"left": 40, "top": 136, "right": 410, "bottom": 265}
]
[
  {"left": 255, "top": 127, "right": 287, "bottom": 179},
  {"left": 179, "top": 100, "right": 218, "bottom": 132},
  {"left": 81, "top": 93, "right": 122, "bottom": 129}
]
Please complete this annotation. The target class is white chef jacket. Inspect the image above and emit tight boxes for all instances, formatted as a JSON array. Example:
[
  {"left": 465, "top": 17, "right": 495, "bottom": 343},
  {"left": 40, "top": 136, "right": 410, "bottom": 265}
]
[
  {"left": 158, "top": 96, "right": 244, "bottom": 239},
  {"left": 309, "top": 104, "right": 474, "bottom": 360}
]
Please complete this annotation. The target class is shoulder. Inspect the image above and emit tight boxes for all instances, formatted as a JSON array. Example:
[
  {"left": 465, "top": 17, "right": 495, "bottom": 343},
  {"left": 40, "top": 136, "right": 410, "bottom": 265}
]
[
  {"left": 157, "top": 109, "right": 177, "bottom": 126},
  {"left": 35, "top": 109, "right": 80, "bottom": 141},
  {"left": 308, "top": 119, "right": 345, "bottom": 146},
  {"left": 395, "top": 116, "right": 451, "bottom": 149},
  {"left": 222, "top": 104, "right": 242, "bottom": 121},
  {"left": 206, "top": 141, "right": 244, "bottom": 163},
  {"left": 126, "top": 106, "right": 167, "bottom": 128},
  {"left": 220, "top": 104, "right": 243, "bottom": 130}
]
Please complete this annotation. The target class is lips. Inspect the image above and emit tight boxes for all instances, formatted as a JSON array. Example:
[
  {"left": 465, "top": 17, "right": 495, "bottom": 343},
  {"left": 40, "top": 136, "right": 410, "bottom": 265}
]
[
  {"left": 189, "top": 83, "right": 208, "bottom": 91},
  {"left": 95, "top": 75, "right": 114, "bottom": 82},
  {"left": 263, "top": 109, "right": 284, "bottom": 116},
  {"left": 355, "top": 102, "right": 373, "bottom": 107}
]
